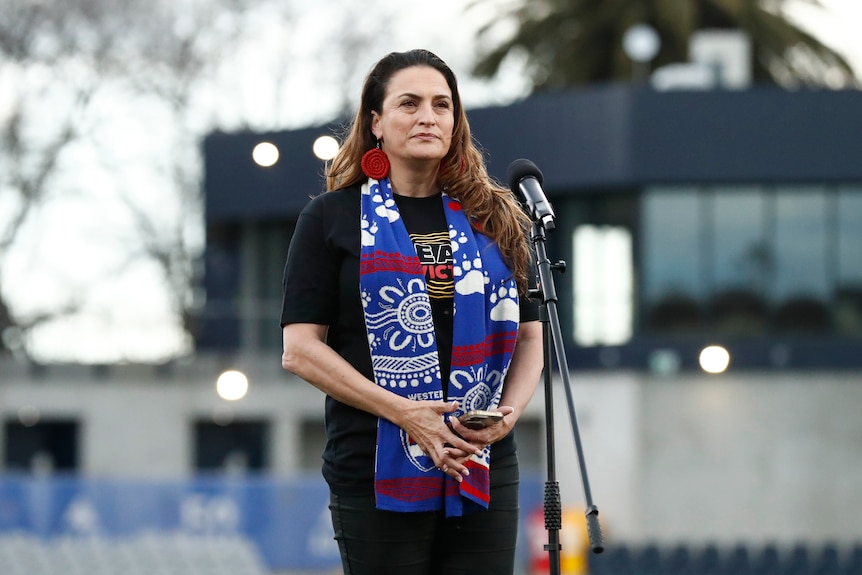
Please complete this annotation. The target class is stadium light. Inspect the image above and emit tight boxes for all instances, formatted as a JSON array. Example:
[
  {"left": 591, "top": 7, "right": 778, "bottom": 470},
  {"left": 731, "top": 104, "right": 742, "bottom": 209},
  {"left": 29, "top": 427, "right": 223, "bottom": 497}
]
[
  {"left": 623, "top": 24, "right": 660, "bottom": 63},
  {"left": 216, "top": 370, "right": 249, "bottom": 401},
  {"left": 313, "top": 135, "right": 339, "bottom": 160},
  {"left": 623, "top": 24, "right": 661, "bottom": 82},
  {"left": 252, "top": 142, "right": 279, "bottom": 167},
  {"left": 699, "top": 345, "right": 730, "bottom": 374}
]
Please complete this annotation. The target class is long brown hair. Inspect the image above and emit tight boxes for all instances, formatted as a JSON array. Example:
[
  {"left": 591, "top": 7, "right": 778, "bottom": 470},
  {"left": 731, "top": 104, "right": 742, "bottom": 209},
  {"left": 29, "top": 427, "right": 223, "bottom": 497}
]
[{"left": 326, "top": 49, "right": 533, "bottom": 296}]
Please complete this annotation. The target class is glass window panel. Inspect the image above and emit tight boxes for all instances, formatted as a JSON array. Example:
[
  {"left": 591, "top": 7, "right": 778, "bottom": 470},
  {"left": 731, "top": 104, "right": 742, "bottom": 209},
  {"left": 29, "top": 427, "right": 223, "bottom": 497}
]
[
  {"left": 642, "top": 188, "right": 703, "bottom": 304},
  {"left": 713, "top": 187, "right": 767, "bottom": 292},
  {"left": 773, "top": 188, "right": 828, "bottom": 301},
  {"left": 259, "top": 222, "right": 296, "bottom": 299},
  {"left": 835, "top": 187, "right": 862, "bottom": 335},
  {"left": 299, "top": 419, "right": 328, "bottom": 472},
  {"left": 711, "top": 187, "right": 769, "bottom": 334},
  {"left": 4, "top": 419, "right": 79, "bottom": 473},
  {"left": 642, "top": 188, "right": 704, "bottom": 333},
  {"left": 773, "top": 188, "right": 830, "bottom": 333},
  {"left": 573, "top": 225, "right": 633, "bottom": 346},
  {"left": 194, "top": 419, "right": 269, "bottom": 472},
  {"left": 238, "top": 222, "right": 296, "bottom": 352},
  {"left": 837, "top": 188, "right": 862, "bottom": 286}
]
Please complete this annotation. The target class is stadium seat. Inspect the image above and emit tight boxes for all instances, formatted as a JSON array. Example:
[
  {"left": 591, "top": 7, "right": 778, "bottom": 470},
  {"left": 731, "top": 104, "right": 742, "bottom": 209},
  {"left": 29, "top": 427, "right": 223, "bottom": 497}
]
[
  {"left": 812, "top": 543, "right": 841, "bottom": 575},
  {"left": 723, "top": 543, "right": 753, "bottom": 575},
  {"left": 753, "top": 543, "right": 782, "bottom": 575},
  {"left": 694, "top": 543, "right": 722, "bottom": 575}
]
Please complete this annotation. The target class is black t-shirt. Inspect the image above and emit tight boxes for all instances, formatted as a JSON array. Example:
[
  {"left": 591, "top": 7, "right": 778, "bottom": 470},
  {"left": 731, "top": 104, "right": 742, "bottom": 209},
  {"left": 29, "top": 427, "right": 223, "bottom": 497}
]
[{"left": 281, "top": 183, "right": 538, "bottom": 495}]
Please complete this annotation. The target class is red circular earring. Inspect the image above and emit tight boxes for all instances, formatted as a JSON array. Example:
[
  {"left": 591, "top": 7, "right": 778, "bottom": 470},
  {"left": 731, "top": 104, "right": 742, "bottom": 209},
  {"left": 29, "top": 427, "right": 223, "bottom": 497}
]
[{"left": 361, "top": 141, "right": 390, "bottom": 179}]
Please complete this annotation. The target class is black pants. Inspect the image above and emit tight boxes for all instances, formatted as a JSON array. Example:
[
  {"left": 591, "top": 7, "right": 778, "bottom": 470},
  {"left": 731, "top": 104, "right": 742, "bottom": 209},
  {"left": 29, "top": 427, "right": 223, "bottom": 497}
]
[{"left": 329, "top": 454, "right": 520, "bottom": 575}]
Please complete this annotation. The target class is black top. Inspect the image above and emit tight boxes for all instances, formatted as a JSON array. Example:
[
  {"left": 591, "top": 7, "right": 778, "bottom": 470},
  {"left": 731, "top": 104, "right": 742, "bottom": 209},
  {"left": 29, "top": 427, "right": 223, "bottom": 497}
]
[{"left": 281, "top": 183, "right": 538, "bottom": 495}]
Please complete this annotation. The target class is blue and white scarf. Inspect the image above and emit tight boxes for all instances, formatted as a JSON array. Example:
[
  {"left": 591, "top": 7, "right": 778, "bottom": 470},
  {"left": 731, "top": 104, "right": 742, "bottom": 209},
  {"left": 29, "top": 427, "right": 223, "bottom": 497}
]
[{"left": 359, "top": 176, "right": 520, "bottom": 517}]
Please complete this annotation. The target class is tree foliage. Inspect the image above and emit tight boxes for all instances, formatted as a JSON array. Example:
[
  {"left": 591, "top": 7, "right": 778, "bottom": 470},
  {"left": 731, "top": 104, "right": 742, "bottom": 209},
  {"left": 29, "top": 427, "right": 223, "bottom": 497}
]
[
  {"left": 0, "top": 0, "right": 272, "bottom": 362},
  {"left": 0, "top": 0, "right": 417, "bottom": 364},
  {"left": 471, "top": 0, "right": 857, "bottom": 90}
]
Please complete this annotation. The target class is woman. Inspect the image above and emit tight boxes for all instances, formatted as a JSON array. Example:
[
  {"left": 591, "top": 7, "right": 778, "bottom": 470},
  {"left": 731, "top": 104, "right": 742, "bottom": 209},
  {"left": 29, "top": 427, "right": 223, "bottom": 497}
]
[{"left": 281, "top": 49, "right": 544, "bottom": 574}]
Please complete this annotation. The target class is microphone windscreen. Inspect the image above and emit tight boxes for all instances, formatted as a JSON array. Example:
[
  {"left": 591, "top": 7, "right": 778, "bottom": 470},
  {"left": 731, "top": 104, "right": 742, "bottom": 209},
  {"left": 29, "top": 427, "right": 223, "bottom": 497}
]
[{"left": 506, "top": 158, "right": 544, "bottom": 192}]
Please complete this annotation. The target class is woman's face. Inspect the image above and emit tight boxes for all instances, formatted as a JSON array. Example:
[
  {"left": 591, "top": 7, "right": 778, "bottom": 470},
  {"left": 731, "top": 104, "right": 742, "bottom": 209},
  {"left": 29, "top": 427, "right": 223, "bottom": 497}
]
[{"left": 371, "top": 65, "right": 454, "bottom": 167}]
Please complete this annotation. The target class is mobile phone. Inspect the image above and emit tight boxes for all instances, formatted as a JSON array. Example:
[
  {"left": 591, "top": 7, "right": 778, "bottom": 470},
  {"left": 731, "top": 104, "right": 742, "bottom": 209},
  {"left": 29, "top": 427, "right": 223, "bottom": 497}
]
[{"left": 458, "top": 410, "right": 504, "bottom": 430}]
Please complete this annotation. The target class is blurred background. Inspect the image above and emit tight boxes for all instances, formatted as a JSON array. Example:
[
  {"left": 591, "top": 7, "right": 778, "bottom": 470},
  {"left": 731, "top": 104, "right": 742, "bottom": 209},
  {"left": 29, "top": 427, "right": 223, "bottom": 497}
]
[{"left": 2, "top": 0, "right": 862, "bottom": 573}]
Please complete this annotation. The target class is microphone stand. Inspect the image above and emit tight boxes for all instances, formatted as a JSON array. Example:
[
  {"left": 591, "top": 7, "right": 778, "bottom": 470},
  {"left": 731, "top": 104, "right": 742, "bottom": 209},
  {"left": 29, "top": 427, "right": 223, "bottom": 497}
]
[{"left": 527, "top": 219, "right": 604, "bottom": 573}]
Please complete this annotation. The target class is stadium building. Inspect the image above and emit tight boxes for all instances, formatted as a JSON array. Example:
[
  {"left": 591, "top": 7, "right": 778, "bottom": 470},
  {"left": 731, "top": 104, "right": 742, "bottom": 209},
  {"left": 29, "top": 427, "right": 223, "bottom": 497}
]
[{"left": 3, "top": 77, "right": 862, "bottom": 573}]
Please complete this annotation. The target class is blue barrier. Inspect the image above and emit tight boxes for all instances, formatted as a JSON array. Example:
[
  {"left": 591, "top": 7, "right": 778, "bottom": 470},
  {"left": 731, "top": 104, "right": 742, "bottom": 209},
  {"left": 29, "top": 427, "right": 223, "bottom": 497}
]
[{"left": 0, "top": 474, "right": 546, "bottom": 571}]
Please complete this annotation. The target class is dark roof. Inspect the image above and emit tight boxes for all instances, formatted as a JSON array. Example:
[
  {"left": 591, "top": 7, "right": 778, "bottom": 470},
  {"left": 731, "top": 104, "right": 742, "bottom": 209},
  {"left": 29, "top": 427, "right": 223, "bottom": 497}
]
[{"left": 204, "top": 83, "right": 862, "bottom": 223}]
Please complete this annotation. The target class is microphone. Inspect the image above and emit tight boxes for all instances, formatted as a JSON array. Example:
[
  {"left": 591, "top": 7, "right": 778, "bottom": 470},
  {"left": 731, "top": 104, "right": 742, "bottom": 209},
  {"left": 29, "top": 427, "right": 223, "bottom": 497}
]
[{"left": 507, "top": 158, "right": 556, "bottom": 230}]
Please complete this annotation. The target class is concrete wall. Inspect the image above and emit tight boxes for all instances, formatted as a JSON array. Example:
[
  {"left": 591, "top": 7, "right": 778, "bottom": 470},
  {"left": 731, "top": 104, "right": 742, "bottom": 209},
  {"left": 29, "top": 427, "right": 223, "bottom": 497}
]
[
  {"left": 0, "top": 358, "right": 324, "bottom": 478},
  {"left": 546, "top": 371, "right": 862, "bottom": 546},
  {"left": 1, "top": 358, "right": 861, "bottom": 545}
]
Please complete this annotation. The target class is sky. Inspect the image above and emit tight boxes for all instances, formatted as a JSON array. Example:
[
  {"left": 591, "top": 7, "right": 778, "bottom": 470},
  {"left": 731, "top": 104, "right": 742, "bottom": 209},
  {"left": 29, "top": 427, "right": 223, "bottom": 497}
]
[
  {"left": 786, "top": 0, "right": 862, "bottom": 73},
  {"left": 3, "top": 0, "right": 862, "bottom": 365}
]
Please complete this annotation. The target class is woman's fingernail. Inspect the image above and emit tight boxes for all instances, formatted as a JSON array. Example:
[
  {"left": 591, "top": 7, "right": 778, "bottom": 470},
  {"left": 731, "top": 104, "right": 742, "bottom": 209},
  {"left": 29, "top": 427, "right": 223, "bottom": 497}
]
[{"left": 463, "top": 468, "right": 470, "bottom": 477}]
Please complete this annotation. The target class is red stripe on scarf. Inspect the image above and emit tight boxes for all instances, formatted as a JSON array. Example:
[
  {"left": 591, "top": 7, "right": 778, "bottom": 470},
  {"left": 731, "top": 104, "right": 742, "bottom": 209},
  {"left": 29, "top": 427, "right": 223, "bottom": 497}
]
[
  {"left": 451, "top": 331, "right": 519, "bottom": 367},
  {"left": 360, "top": 251, "right": 422, "bottom": 276},
  {"left": 460, "top": 461, "right": 491, "bottom": 504},
  {"left": 375, "top": 476, "right": 445, "bottom": 502}
]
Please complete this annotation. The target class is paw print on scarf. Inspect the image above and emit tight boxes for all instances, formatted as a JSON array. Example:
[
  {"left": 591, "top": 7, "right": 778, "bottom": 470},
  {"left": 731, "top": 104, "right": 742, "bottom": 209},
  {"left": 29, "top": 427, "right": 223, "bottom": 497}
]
[
  {"left": 373, "top": 181, "right": 401, "bottom": 223},
  {"left": 361, "top": 217, "right": 379, "bottom": 247},
  {"left": 489, "top": 283, "right": 520, "bottom": 323},
  {"left": 453, "top": 249, "right": 486, "bottom": 296},
  {"left": 448, "top": 227, "right": 470, "bottom": 255}
]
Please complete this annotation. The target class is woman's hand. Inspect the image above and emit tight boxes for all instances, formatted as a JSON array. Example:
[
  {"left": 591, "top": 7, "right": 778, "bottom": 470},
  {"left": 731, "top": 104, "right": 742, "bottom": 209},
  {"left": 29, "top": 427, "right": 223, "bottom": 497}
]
[
  {"left": 395, "top": 400, "right": 483, "bottom": 483},
  {"left": 434, "top": 405, "right": 518, "bottom": 478},
  {"left": 448, "top": 405, "right": 517, "bottom": 447}
]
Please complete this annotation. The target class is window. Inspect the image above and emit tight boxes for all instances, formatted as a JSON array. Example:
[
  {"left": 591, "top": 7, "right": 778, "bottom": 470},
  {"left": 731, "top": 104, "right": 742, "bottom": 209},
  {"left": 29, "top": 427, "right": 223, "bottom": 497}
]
[
  {"left": 510, "top": 418, "right": 544, "bottom": 473},
  {"left": 194, "top": 419, "right": 269, "bottom": 473},
  {"left": 239, "top": 221, "right": 297, "bottom": 352},
  {"left": 573, "top": 225, "right": 633, "bottom": 345},
  {"left": 639, "top": 184, "right": 862, "bottom": 337},
  {"left": 773, "top": 189, "right": 830, "bottom": 332},
  {"left": 836, "top": 188, "right": 862, "bottom": 335},
  {"left": 4, "top": 419, "right": 79, "bottom": 474},
  {"left": 298, "top": 419, "right": 327, "bottom": 472},
  {"left": 642, "top": 189, "right": 704, "bottom": 332},
  {"left": 773, "top": 189, "right": 829, "bottom": 300},
  {"left": 642, "top": 189, "right": 704, "bottom": 303},
  {"left": 711, "top": 188, "right": 768, "bottom": 334},
  {"left": 713, "top": 187, "right": 767, "bottom": 292},
  {"left": 837, "top": 188, "right": 862, "bottom": 285}
]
